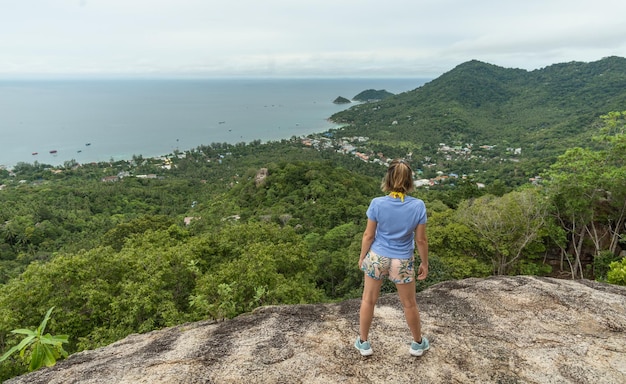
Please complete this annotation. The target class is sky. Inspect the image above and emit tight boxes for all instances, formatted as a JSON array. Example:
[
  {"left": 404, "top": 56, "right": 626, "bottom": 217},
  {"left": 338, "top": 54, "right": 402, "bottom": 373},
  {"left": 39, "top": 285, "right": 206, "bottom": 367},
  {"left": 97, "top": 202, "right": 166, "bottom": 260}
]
[{"left": 2, "top": 0, "right": 626, "bottom": 79}]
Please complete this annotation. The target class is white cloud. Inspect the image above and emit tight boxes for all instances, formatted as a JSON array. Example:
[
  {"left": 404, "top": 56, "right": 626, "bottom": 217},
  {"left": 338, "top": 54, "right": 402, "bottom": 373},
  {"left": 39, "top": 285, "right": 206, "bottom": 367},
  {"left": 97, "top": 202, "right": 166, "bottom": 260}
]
[{"left": 1, "top": 0, "right": 625, "bottom": 77}]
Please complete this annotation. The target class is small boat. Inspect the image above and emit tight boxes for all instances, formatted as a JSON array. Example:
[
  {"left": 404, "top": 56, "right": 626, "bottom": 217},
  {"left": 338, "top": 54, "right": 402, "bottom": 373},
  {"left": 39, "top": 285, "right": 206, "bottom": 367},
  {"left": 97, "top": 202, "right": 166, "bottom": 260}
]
[
  {"left": 77, "top": 150, "right": 82, "bottom": 153},
  {"left": 49, "top": 150, "right": 58, "bottom": 154},
  {"left": 32, "top": 152, "right": 38, "bottom": 155},
  {"left": 85, "top": 143, "right": 91, "bottom": 146}
]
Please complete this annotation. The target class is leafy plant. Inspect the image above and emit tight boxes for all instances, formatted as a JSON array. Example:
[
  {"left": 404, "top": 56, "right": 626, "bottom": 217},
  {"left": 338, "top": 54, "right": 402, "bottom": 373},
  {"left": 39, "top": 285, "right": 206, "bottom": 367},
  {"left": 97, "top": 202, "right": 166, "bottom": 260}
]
[
  {"left": 0, "top": 307, "right": 69, "bottom": 371},
  {"left": 608, "top": 258, "right": 626, "bottom": 286}
]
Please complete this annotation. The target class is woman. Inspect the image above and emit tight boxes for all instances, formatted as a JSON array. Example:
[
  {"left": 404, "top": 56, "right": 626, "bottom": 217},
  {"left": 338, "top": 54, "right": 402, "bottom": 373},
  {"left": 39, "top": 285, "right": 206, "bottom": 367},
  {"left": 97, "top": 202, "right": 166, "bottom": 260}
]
[{"left": 355, "top": 158, "right": 429, "bottom": 357}]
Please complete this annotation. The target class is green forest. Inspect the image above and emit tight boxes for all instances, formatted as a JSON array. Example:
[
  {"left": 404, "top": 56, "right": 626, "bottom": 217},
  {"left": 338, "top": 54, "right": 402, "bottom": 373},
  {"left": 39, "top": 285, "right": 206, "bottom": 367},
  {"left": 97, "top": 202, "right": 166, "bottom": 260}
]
[{"left": 1, "top": 57, "right": 625, "bottom": 380}]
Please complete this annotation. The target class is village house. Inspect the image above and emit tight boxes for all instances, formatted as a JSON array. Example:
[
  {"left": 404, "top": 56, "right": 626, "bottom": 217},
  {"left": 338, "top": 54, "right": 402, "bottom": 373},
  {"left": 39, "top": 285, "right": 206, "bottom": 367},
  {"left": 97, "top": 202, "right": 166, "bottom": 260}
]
[{"left": 101, "top": 176, "right": 119, "bottom": 182}]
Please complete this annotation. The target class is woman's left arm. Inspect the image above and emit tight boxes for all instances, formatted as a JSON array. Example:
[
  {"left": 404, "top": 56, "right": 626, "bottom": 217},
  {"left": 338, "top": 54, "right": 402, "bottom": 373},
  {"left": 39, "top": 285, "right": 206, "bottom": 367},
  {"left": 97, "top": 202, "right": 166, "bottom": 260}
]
[{"left": 415, "top": 223, "right": 429, "bottom": 280}]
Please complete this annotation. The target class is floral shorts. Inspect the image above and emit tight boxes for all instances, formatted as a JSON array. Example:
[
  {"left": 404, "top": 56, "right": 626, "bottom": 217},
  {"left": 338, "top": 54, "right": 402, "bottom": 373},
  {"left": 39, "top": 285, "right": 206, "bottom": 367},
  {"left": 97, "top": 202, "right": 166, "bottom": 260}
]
[{"left": 360, "top": 250, "right": 414, "bottom": 284}]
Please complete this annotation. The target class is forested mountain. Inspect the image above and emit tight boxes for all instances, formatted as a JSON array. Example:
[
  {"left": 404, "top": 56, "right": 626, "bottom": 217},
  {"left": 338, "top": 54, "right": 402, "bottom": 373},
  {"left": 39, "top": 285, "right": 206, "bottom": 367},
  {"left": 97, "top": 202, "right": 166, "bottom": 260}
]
[
  {"left": 330, "top": 56, "right": 626, "bottom": 185},
  {"left": 352, "top": 89, "right": 395, "bottom": 102},
  {"left": 1, "top": 58, "right": 625, "bottom": 381}
]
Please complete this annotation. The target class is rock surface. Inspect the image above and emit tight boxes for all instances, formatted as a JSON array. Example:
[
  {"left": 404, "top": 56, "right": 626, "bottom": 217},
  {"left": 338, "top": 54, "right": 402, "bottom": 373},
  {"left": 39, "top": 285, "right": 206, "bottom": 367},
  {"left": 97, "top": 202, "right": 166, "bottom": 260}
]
[{"left": 6, "top": 276, "right": 626, "bottom": 384}]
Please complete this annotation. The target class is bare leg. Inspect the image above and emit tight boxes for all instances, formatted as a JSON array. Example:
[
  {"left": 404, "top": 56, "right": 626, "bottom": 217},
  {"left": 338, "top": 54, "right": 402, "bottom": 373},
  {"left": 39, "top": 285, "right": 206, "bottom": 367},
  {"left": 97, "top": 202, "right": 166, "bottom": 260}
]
[
  {"left": 359, "top": 275, "right": 383, "bottom": 341},
  {"left": 396, "top": 280, "right": 422, "bottom": 342}
]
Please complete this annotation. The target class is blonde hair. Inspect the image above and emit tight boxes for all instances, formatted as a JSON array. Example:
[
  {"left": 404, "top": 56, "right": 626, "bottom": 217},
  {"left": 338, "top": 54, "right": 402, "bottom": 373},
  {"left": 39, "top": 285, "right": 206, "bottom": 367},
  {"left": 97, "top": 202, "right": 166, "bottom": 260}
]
[{"left": 381, "top": 159, "right": 414, "bottom": 194}]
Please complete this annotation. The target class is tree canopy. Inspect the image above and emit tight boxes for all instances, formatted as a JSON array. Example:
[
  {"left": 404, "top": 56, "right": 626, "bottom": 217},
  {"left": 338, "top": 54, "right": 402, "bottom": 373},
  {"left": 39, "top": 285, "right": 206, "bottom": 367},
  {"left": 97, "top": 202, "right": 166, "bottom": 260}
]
[{"left": 1, "top": 59, "right": 625, "bottom": 381}]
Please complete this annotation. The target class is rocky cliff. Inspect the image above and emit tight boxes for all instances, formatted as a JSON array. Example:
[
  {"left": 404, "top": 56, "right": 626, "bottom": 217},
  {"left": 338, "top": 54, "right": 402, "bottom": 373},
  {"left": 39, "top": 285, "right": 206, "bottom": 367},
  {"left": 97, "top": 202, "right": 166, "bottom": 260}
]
[{"left": 6, "top": 276, "right": 626, "bottom": 384}]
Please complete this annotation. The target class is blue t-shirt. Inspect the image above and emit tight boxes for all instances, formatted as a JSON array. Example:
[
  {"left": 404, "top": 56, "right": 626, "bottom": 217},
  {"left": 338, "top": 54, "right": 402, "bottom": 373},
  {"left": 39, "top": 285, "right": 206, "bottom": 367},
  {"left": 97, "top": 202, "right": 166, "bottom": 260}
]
[{"left": 366, "top": 195, "right": 427, "bottom": 259}]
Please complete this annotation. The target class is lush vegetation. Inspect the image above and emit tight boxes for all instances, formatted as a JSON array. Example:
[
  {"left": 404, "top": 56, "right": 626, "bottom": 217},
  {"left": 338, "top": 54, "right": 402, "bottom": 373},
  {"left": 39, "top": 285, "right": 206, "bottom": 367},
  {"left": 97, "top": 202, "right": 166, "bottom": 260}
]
[
  {"left": 333, "top": 96, "right": 351, "bottom": 104},
  {"left": 331, "top": 56, "right": 626, "bottom": 186},
  {"left": 352, "top": 89, "right": 395, "bottom": 102},
  {"left": 1, "top": 57, "right": 625, "bottom": 380},
  {"left": 0, "top": 307, "right": 68, "bottom": 372}
]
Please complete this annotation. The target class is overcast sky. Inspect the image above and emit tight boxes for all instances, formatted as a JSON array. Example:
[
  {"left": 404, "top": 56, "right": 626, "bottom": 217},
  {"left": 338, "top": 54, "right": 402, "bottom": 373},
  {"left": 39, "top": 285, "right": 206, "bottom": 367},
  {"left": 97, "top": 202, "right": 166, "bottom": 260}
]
[{"left": 2, "top": 0, "right": 625, "bottom": 78}]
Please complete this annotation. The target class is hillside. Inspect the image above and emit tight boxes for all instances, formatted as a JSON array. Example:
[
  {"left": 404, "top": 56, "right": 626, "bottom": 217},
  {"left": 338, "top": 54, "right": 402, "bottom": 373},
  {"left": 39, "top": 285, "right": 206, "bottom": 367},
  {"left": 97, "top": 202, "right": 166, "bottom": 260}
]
[
  {"left": 1, "top": 59, "right": 625, "bottom": 382},
  {"left": 6, "top": 276, "right": 626, "bottom": 384},
  {"left": 330, "top": 56, "right": 626, "bottom": 184},
  {"left": 352, "top": 89, "right": 395, "bottom": 102}
]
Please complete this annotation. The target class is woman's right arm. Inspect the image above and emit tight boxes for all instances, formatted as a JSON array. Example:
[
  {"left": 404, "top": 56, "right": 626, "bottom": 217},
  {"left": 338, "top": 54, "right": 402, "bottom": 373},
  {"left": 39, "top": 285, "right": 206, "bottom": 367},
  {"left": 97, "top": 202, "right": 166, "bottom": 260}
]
[{"left": 359, "top": 219, "right": 377, "bottom": 268}]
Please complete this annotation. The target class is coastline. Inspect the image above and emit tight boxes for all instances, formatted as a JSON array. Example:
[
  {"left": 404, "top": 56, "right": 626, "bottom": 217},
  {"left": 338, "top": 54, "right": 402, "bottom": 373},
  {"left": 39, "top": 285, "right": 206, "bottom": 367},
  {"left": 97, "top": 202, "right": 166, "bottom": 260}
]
[{"left": 0, "top": 78, "right": 427, "bottom": 169}]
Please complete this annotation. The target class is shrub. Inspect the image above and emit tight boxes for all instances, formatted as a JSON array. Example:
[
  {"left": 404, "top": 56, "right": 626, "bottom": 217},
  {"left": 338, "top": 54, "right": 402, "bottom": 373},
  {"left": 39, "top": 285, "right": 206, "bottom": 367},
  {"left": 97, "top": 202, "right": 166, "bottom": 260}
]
[{"left": 607, "top": 257, "right": 626, "bottom": 286}]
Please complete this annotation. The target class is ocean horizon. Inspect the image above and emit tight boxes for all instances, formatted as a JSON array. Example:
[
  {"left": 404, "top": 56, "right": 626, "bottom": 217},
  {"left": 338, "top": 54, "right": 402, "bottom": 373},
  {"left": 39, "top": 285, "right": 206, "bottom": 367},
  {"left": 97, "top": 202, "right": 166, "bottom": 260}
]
[{"left": 0, "top": 78, "right": 428, "bottom": 169}]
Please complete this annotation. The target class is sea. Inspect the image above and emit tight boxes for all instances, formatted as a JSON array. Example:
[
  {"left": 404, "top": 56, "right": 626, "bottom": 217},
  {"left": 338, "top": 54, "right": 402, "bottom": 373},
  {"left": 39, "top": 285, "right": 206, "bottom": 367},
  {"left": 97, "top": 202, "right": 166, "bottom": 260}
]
[{"left": 0, "top": 78, "right": 428, "bottom": 169}]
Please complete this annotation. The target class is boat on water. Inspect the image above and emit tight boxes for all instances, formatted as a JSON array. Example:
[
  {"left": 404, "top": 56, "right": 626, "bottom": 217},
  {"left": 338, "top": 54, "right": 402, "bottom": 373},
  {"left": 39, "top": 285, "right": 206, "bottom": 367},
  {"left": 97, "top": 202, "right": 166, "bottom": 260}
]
[
  {"left": 85, "top": 143, "right": 91, "bottom": 146},
  {"left": 49, "top": 150, "right": 58, "bottom": 154},
  {"left": 32, "top": 152, "right": 38, "bottom": 156}
]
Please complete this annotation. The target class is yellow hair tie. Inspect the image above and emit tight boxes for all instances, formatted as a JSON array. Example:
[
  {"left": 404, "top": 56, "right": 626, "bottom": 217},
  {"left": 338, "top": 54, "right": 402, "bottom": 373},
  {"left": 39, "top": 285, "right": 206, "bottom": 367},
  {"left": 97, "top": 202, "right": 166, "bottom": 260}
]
[{"left": 390, "top": 192, "right": 405, "bottom": 202}]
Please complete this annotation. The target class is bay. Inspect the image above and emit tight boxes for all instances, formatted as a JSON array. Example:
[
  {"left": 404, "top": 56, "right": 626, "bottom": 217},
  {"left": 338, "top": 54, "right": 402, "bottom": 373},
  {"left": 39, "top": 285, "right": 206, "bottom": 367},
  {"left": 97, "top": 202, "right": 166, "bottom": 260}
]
[{"left": 0, "top": 78, "right": 427, "bottom": 168}]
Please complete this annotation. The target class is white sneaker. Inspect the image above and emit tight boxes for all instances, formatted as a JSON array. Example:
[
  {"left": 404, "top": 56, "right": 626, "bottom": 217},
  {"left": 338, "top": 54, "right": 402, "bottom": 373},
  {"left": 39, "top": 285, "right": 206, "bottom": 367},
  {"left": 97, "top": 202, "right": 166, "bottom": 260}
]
[
  {"left": 409, "top": 337, "right": 430, "bottom": 356},
  {"left": 354, "top": 337, "right": 373, "bottom": 356}
]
